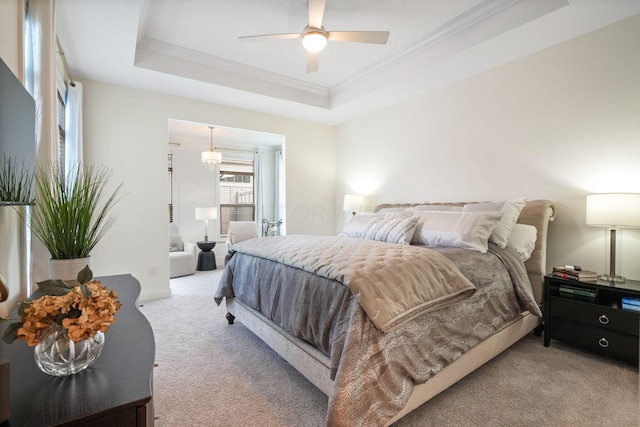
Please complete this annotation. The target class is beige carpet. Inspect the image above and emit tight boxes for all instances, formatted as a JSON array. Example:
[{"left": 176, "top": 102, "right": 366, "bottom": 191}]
[{"left": 139, "top": 269, "right": 639, "bottom": 427}]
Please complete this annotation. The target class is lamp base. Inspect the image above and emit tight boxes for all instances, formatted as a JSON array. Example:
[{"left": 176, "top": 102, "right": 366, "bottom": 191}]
[{"left": 599, "top": 273, "right": 625, "bottom": 283}]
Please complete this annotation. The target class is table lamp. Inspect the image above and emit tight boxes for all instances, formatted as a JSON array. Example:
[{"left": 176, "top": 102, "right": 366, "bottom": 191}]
[
  {"left": 195, "top": 207, "right": 218, "bottom": 242},
  {"left": 586, "top": 193, "right": 640, "bottom": 282},
  {"left": 343, "top": 194, "right": 364, "bottom": 216}
]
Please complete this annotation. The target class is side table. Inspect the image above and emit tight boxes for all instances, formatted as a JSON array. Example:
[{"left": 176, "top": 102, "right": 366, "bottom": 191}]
[
  {"left": 543, "top": 275, "right": 640, "bottom": 363},
  {"left": 0, "top": 274, "right": 155, "bottom": 426},
  {"left": 197, "top": 241, "right": 217, "bottom": 271}
]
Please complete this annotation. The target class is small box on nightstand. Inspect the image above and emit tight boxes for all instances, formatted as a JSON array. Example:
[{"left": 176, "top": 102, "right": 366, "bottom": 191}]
[
  {"left": 622, "top": 297, "right": 640, "bottom": 312},
  {"left": 0, "top": 359, "right": 8, "bottom": 422}
]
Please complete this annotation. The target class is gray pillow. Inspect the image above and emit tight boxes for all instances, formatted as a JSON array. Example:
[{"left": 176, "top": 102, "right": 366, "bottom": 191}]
[
  {"left": 169, "top": 231, "right": 184, "bottom": 252},
  {"left": 362, "top": 215, "right": 419, "bottom": 245}
]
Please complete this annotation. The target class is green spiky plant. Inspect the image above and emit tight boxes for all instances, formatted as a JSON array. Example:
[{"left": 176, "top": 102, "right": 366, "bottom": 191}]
[
  {"left": 0, "top": 153, "right": 35, "bottom": 204},
  {"left": 23, "top": 163, "right": 124, "bottom": 259}
]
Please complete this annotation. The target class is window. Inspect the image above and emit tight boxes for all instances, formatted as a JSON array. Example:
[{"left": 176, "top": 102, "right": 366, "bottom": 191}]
[
  {"left": 168, "top": 152, "right": 174, "bottom": 223},
  {"left": 219, "top": 159, "right": 254, "bottom": 235},
  {"left": 57, "top": 90, "right": 66, "bottom": 176}
]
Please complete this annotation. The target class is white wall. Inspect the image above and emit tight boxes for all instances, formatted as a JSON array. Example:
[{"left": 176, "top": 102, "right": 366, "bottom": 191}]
[
  {"left": 0, "top": 0, "right": 21, "bottom": 78},
  {"left": 81, "top": 80, "right": 335, "bottom": 302},
  {"left": 336, "top": 14, "right": 640, "bottom": 280}
]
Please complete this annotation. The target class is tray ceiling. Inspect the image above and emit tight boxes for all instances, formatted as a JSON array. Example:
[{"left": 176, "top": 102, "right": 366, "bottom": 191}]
[{"left": 56, "top": 0, "right": 640, "bottom": 125}]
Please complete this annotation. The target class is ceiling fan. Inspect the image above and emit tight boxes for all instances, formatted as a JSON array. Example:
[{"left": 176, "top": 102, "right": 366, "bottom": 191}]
[{"left": 238, "top": 0, "right": 390, "bottom": 73}]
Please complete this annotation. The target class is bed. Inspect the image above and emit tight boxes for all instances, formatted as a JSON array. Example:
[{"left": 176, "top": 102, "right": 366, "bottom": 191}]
[{"left": 215, "top": 199, "right": 555, "bottom": 426}]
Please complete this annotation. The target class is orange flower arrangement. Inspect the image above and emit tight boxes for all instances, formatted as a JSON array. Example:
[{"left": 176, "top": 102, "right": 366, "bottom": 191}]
[{"left": 1, "top": 266, "right": 121, "bottom": 346}]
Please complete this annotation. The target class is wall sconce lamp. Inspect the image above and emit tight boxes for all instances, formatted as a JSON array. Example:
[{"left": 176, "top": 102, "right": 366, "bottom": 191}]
[
  {"left": 195, "top": 207, "right": 218, "bottom": 242},
  {"left": 586, "top": 193, "right": 640, "bottom": 282},
  {"left": 343, "top": 194, "right": 364, "bottom": 216}
]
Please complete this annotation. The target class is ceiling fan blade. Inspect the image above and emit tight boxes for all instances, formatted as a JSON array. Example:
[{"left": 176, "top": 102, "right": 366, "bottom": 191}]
[
  {"left": 306, "top": 51, "right": 319, "bottom": 73},
  {"left": 238, "top": 33, "right": 301, "bottom": 43},
  {"left": 308, "top": 0, "right": 326, "bottom": 29},
  {"left": 327, "top": 31, "right": 390, "bottom": 44}
]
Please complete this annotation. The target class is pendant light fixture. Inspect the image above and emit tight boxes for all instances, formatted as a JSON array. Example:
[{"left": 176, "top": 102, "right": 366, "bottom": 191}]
[{"left": 202, "top": 126, "right": 222, "bottom": 170}]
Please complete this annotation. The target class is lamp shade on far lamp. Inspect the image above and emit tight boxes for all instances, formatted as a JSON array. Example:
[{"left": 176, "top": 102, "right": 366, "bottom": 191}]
[
  {"left": 343, "top": 194, "right": 364, "bottom": 215},
  {"left": 586, "top": 193, "right": 640, "bottom": 282},
  {"left": 195, "top": 207, "right": 218, "bottom": 242}
]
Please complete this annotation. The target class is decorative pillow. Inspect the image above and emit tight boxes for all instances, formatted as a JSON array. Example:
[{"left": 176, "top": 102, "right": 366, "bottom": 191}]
[
  {"left": 339, "top": 211, "right": 412, "bottom": 238},
  {"left": 169, "top": 232, "right": 184, "bottom": 252},
  {"left": 362, "top": 214, "right": 419, "bottom": 245},
  {"left": 506, "top": 224, "right": 538, "bottom": 261},
  {"left": 339, "top": 213, "right": 373, "bottom": 238},
  {"left": 462, "top": 198, "right": 527, "bottom": 248},
  {"left": 414, "top": 205, "right": 463, "bottom": 212},
  {"left": 412, "top": 211, "right": 503, "bottom": 253}
]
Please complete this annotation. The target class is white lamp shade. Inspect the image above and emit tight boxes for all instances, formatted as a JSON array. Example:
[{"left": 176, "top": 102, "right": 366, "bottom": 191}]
[
  {"left": 202, "top": 150, "right": 222, "bottom": 164},
  {"left": 586, "top": 193, "right": 640, "bottom": 228},
  {"left": 195, "top": 207, "right": 218, "bottom": 220},
  {"left": 343, "top": 194, "right": 364, "bottom": 212}
]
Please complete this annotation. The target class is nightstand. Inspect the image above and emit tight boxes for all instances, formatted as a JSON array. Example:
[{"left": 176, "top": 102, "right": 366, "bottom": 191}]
[
  {"left": 197, "top": 241, "right": 217, "bottom": 271},
  {"left": 543, "top": 275, "right": 640, "bottom": 363}
]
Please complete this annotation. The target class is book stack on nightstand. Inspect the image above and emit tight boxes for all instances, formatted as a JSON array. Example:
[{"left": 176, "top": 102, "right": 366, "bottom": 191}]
[
  {"left": 543, "top": 273, "right": 640, "bottom": 363},
  {"left": 552, "top": 266, "right": 598, "bottom": 282}
]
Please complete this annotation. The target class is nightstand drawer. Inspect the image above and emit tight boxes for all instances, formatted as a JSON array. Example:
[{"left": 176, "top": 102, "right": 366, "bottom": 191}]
[
  {"left": 549, "top": 296, "right": 639, "bottom": 336},
  {"left": 551, "top": 318, "right": 639, "bottom": 362}
]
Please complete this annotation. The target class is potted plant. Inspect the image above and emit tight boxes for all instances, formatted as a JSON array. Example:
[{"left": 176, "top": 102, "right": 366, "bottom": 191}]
[
  {"left": 1, "top": 266, "right": 122, "bottom": 376},
  {"left": 23, "top": 163, "right": 123, "bottom": 280},
  {"left": 0, "top": 153, "right": 34, "bottom": 204}
]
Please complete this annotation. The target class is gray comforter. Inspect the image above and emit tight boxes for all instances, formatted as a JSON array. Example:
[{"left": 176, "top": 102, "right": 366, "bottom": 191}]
[
  {"left": 221, "top": 235, "right": 477, "bottom": 332},
  {"left": 215, "top": 237, "right": 541, "bottom": 427}
]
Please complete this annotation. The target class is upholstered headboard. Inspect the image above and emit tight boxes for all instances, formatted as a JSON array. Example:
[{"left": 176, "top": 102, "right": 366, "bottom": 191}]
[{"left": 373, "top": 200, "right": 556, "bottom": 304}]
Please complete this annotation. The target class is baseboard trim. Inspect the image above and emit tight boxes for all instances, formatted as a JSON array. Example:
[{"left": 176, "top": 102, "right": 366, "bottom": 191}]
[{"left": 137, "top": 288, "right": 172, "bottom": 304}]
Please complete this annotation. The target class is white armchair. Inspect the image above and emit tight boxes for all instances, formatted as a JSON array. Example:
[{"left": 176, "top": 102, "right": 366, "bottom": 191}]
[
  {"left": 224, "top": 221, "right": 259, "bottom": 264},
  {"left": 169, "top": 223, "right": 197, "bottom": 278},
  {"left": 226, "top": 221, "right": 259, "bottom": 246}
]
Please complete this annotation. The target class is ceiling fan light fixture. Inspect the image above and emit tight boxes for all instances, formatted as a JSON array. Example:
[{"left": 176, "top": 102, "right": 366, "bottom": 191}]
[{"left": 302, "top": 31, "right": 327, "bottom": 52}]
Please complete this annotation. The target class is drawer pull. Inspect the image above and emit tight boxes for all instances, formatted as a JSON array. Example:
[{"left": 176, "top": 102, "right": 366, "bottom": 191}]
[
  {"left": 599, "top": 338, "right": 610, "bottom": 348},
  {"left": 598, "top": 315, "right": 609, "bottom": 325}
]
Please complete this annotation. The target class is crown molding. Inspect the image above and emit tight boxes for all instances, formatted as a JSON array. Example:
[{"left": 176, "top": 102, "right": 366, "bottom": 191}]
[
  {"left": 331, "top": 0, "right": 568, "bottom": 99},
  {"left": 135, "top": 37, "right": 330, "bottom": 106}
]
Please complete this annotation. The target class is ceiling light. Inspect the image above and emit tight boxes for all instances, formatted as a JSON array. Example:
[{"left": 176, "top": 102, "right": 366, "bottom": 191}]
[
  {"left": 302, "top": 31, "right": 327, "bottom": 52},
  {"left": 202, "top": 126, "right": 222, "bottom": 170}
]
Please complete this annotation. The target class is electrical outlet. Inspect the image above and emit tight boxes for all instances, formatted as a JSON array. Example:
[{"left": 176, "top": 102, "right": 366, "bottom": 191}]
[{"left": 149, "top": 265, "right": 157, "bottom": 276}]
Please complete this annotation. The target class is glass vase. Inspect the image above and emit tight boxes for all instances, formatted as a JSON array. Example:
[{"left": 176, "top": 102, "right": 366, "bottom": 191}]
[{"left": 34, "top": 323, "right": 105, "bottom": 376}]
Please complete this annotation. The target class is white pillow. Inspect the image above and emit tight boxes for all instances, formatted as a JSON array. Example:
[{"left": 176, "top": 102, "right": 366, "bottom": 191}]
[
  {"left": 412, "top": 211, "right": 503, "bottom": 253},
  {"left": 506, "top": 224, "right": 537, "bottom": 261},
  {"left": 363, "top": 215, "right": 419, "bottom": 245},
  {"left": 462, "top": 198, "right": 527, "bottom": 248},
  {"left": 414, "top": 205, "right": 463, "bottom": 212},
  {"left": 339, "top": 212, "right": 412, "bottom": 238}
]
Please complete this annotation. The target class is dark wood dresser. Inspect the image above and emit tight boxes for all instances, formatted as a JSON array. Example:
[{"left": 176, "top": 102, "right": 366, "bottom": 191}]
[{"left": 0, "top": 274, "right": 155, "bottom": 426}]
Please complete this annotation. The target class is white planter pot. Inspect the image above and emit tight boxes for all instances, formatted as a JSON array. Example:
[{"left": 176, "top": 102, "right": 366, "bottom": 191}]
[{"left": 49, "top": 258, "right": 91, "bottom": 281}]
